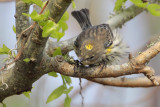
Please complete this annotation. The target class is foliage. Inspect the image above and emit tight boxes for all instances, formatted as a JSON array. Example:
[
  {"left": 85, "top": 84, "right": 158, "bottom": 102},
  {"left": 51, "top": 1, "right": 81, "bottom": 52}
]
[
  {"left": 23, "top": 10, "right": 69, "bottom": 41},
  {"left": 72, "top": 0, "right": 76, "bottom": 9},
  {"left": 12, "top": 25, "right": 16, "bottom": 33},
  {"left": 64, "top": 94, "right": 72, "bottom": 107},
  {"left": 23, "top": 58, "right": 30, "bottom": 63},
  {"left": 52, "top": 47, "right": 62, "bottom": 56},
  {"left": 114, "top": 0, "right": 127, "bottom": 11},
  {"left": 48, "top": 71, "right": 58, "bottom": 77},
  {"left": 2, "top": 103, "right": 6, "bottom": 107},
  {"left": 46, "top": 85, "right": 66, "bottom": 103},
  {"left": 23, "top": 91, "right": 31, "bottom": 98},
  {"left": 114, "top": 0, "right": 160, "bottom": 16},
  {"left": 0, "top": 44, "right": 10, "bottom": 55},
  {"left": 46, "top": 47, "right": 73, "bottom": 106},
  {"left": 22, "top": 0, "right": 44, "bottom": 8}
]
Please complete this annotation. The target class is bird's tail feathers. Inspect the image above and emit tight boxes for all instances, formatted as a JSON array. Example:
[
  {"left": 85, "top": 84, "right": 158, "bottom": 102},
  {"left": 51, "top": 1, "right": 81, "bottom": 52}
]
[{"left": 71, "top": 8, "right": 92, "bottom": 30}]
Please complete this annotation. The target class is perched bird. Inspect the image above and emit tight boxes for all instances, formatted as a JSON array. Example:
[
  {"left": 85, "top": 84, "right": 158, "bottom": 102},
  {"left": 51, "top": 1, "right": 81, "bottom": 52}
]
[{"left": 71, "top": 9, "right": 127, "bottom": 66}]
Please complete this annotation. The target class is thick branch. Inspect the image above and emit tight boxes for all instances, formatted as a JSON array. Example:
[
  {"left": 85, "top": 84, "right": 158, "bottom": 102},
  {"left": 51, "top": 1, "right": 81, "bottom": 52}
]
[
  {"left": 16, "top": 1, "right": 30, "bottom": 49},
  {"left": 0, "top": 0, "right": 72, "bottom": 102},
  {"left": 106, "top": 5, "right": 144, "bottom": 29},
  {"left": 40, "top": 40, "right": 160, "bottom": 85}
]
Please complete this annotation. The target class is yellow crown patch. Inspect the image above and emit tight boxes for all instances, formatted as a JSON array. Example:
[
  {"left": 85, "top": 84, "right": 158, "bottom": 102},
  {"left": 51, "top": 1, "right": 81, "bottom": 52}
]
[
  {"left": 106, "top": 45, "right": 112, "bottom": 54},
  {"left": 85, "top": 44, "right": 93, "bottom": 50}
]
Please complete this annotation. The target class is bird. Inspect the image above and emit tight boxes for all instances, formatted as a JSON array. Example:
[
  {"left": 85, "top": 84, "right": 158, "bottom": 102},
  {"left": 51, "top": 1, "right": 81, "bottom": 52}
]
[{"left": 71, "top": 8, "right": 128, "bottom": 66}]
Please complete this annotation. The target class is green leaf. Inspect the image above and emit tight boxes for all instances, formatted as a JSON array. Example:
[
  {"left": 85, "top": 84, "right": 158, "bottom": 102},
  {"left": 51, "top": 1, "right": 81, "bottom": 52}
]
[
  {"left": 22, "top": 0, "right": 43, "bottom": 8},
  {"left": 46, "top": 85, "right": 66, "bottom": 103},
  {"left": 42, "top": 20, "right": 58, "bottom": 37},
  {"left": 12, "top": 25, "right": 16, "bottom": 33},
  {"left": 50, "top": 31, "right": 64, "bottom": 42},
  {"left": 61, "top": 75, "right": 67, "bottom": 87},
  {"left": 59, "top": 21, "right": 68, "bottom": 32},
  {"left": 48, "top": 72, "right": 58, "bottom": 77},
  {"left": 22, "top": 0, "right": 32, "bottom": 4},
  {"left": 2, "top": 103, "right": 6, "bottom": 107},
  {"left": 22, "top": 13, "right": 30, "bottom": 17},
  {"left": 64, "top": 95, "right": 71, "bottom": 107},
  {"left": 23, "top": 91, "right": 31, "bottom": 98},
  {"left": 64, "top": 86, "right": 73, "bottom": 94},
  {"left": 63, "top": 75, "right": 72, "bottom": 85},
  {"left": 147, "top": 4, "right": 160, "bottom": 16},
  {"left": 72, "top": 0, "right": 76, "bottom": 9},
  {"left": 42, "top": 1, "right": 47, "bottom": 8},
  {"left": 60, "top": 12, "right": 69, "bottom": 22},
  {"left": 30, "top": 10, "right": 44, "bottom": 21},
  {"left": 23, "top": 58, "right": 30, "bottom": 63},
  {"left": 0, "top": 44, "right": 10, "bottom": 55},
  {"left": 130, "top": 0, "right": 147, "bottom": 8},
  {"left": 52, "top": 47, "right": 62, "bottom": 57},
  {"left": 51, "top": 12, "right": 69, "bottom": 34},
  {"left": 114, "top": 0, "right": 127, "bottom": 11},
  {"left": 32, "top": 0, "right": 43, "bottom": 8},
  {"left": 23, "top": 10, "right": 50, "bottom": 22}
]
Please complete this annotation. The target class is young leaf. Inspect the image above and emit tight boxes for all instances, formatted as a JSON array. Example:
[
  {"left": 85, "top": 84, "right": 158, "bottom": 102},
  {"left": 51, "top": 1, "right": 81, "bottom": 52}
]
[
  {"left": 48, "top": 72, "right": 58, "bottom": 77},
  {"left": 60, "top": 12, "right": 69, "bottom": 22},
  {"left": 64, "top": 94, "right": 71, "bottom": 107},
  {"left": 23, "top": 91, "right": 31, "bottom": 98},
  {"left": 114, "top": 0, "right": 127, "bottom": 11},
  {"left": 130, "top": 0, "right": 147, "bottom": 8},
  {"left": 42, "top": 20, "right": 58, "bottom": 37},
  {"left": 22, "top": 0, "right": 43, "bottom": 8},
  {"left": 12, "top": 25, "right": 16, "bottom": 33},
  {"left": 72, "top": 0, "right": 76, "bottom": 9},
  {"left": 46, "top": 85, "right": 66, "bottom": 103},
  {"left": 22, "top": 0, "right": 33, "bottom": 4},
  {"left": 23, "top": 58, "right": 30, "bottom": 63},
  {"left": 22, "top": 13, "right": 30, "bottom": 17},
  {"left": 64, "top": 86, "right": 73, "bottom": 94},
  {"left": 0, "top": 44, "right": 10, "bottom": 55},
  {"left": 147, "top": 4, "right": 160, "bottom": 16},
  {"left": 42, "top": 1, "right": 47, "bottom": 8},
  {"left": 52, "top": 47, "right": 62, "bottom": 57},
  {"left": 23, "top": 10, "right": 50, "bottom": 22},
  {"left": 32, "top": 0, "right": 43, "bottom": 8},
  {"left": 63, "top": 75, "right": 72, "bottom": 85},
  {"left": 59, "top": 21, "right": 68, "bottom": 32},
  {"left": 2, "top": 103, "right": 6, "bottom": 107},
  {"left": 50, "top": 31, "right": 64, "bottom": 42},
  {"left": 30, "top": 10, "right": 44, "bottom": 21}
]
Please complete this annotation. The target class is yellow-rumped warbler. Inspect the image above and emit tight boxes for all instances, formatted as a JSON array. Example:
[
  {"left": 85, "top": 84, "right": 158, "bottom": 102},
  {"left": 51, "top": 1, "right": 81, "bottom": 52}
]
[{"left": 71, "top": 9, "right": 127, "bottom": 66}]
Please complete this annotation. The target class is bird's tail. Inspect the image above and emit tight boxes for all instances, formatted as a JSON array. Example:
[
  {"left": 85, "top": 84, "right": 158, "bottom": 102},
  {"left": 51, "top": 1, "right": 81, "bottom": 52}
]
[{"left": 71, "top": 9, "right": 92, "bottom": 30}]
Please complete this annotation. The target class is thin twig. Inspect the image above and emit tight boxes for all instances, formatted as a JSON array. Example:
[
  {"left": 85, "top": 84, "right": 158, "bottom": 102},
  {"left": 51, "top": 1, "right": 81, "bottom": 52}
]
[{"left": 79, "top": 78, "right": 84, "bottom": 107}]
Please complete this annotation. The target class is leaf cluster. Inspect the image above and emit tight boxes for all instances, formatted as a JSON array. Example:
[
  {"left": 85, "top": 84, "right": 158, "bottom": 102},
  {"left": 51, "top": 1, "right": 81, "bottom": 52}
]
[{"left": 114, "top": 0, "right": 160, "bottom": 16}]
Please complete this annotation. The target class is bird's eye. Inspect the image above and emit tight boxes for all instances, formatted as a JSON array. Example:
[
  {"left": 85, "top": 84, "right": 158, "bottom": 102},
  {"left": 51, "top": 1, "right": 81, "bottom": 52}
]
[{"left": 104, "top": 40, "right": 113, "bottom": 48}]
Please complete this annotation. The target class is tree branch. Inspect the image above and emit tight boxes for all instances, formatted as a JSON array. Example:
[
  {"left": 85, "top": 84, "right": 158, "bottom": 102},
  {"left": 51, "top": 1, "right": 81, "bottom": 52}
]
[
  {"left": 15, "top": 1, "right": 30, "bottom": 49},
  {"left": 0, "top": 0, "right": 72, "bottom": 102},
  {"left": 89, "top": 76, "right": 160, "bottom": 87},
  {"left": 39, "top": 39, "right": 160, "bottom": 86}
]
